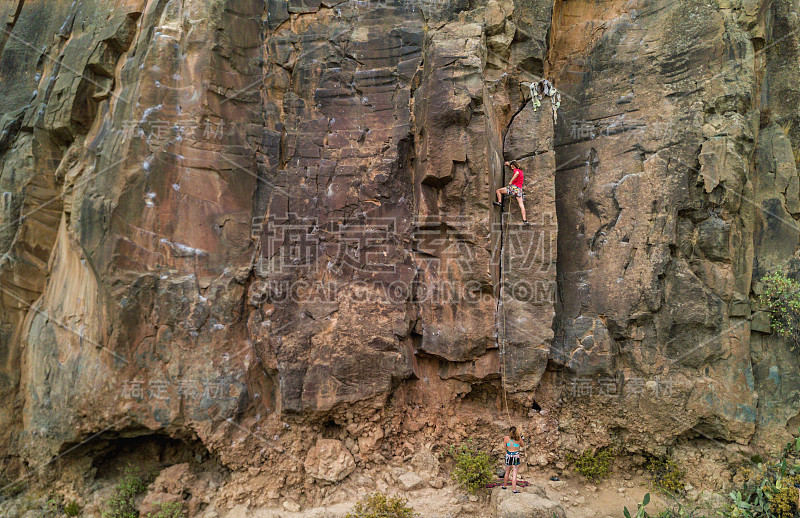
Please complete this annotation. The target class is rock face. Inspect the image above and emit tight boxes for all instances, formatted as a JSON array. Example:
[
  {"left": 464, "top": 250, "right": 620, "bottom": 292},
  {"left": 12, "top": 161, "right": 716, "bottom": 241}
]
[
  {"left": 549, "top": 0, "right": 800, "bottom": 452},
  {"left": 0, "top": 0, "right": 799, "bottom": 509}
]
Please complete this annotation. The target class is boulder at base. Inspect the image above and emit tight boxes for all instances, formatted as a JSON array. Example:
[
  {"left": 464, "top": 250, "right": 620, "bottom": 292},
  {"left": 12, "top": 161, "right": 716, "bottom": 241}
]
[
  {"left": 304, "top": 439, "right": 356, "bottom": 483},
  {"left": 493, "top": 487, "right": 566, "bottom": 518}
]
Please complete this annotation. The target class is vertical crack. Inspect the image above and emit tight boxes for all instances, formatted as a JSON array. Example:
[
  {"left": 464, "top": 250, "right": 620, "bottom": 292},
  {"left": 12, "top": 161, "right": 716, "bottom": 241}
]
[{"left": 0, "top": 0, "right": 26, "bottom": 58}]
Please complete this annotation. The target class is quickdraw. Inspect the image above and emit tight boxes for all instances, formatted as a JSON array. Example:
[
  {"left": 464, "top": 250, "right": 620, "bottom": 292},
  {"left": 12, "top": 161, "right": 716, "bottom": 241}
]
[{"left": 528, "top": 78, "right": 561, "bottom": 123}]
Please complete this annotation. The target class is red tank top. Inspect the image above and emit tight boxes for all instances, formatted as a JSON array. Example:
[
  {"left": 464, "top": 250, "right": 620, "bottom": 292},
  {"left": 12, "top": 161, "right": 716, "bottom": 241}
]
[{"left": 511, "top": 168, "right": 524, "bottom": 188}]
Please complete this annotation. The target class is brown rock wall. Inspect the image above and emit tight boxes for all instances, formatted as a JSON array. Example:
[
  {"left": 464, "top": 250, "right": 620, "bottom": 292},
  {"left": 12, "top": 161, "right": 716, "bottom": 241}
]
[{"left": 0, "top": 0, "right": 799, "bottom": 509}]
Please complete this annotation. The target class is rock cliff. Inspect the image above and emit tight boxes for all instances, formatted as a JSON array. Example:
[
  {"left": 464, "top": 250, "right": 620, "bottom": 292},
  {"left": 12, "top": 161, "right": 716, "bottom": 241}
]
[{"left": 0, "top": 0, "right": 798, "bottom": 512}]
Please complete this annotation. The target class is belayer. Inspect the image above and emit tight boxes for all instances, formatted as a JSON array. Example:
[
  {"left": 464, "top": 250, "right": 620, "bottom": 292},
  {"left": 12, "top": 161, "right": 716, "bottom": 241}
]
[
  {"left": 494, "top": 160, "right": 529, "bottom": 225},
  {"left": 501, "top": 426, "right": 525, "bottom": 492}
]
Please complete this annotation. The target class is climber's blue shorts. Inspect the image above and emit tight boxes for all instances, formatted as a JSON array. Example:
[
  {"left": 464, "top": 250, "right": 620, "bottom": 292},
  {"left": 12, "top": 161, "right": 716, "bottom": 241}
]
[{"left": 505, "top": 451, "right": 520, "bottom": 466}]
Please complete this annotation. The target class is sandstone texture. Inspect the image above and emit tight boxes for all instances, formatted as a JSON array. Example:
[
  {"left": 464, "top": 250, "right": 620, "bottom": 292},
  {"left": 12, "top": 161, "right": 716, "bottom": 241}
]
[
  {"left": 0, "top": 0, "right": 799, "bottom": 514},
  {"left": 304, "top": 438, "right": 356, "bottom": 483},
  {"left": 495, "top": 493, "right": 565, "bottom": 518},
  {"left": 491, "top": 485, "right": 566, "bottom": 518}
]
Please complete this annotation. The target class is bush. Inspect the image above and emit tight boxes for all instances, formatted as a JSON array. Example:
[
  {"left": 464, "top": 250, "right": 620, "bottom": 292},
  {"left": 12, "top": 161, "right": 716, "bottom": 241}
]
[
  {"left": 448, "top": 440, "right": 495, "bottom": 494},
  {"left": 145, "top": 501, "right": 184, "bottom": 518},
  {"left": 64, "top": 500, "right": 82, "bottom": 517},
  {"left": 570, "top": 448, "right": 613, "bottom": 482},
  {"left": 645, "top": 456, "right": 685, "bottom": 495},
  {"left": 759, "top": 268, "right": 800, "bottom": 349},
  {"left": 346, "top": 492, "right": 418, "bottom": 518},
  {"left": 102, "top": 465, "right": 150, "bottom": 518}
]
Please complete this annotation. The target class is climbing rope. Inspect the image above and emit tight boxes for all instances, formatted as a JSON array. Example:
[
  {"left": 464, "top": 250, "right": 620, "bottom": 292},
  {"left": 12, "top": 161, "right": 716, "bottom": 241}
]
[
  {"left": 495, "top": 77, "right": 560, "bottom": 425},
  {"left": 491, "top": 145, "right": 512, "bottom": 424},
  {"left": 500, "top": 211, "right": 511, "bottom": 423}
]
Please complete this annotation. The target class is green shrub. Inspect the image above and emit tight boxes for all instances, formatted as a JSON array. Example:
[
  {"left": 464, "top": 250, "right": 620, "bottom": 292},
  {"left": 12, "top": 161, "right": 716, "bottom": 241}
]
[
  {"left": 759, "top": 268, "right": 800, "bottom": 349},
  {"left": 145, "top": 501, "right": 184, "bottom": 518},
  {"left": 346, "top": 492, "right": 418, "bottom": 518},
  {"left": 64, "top": 500, "right": 82, "bottom": 517},
  {"left": 102, "top": 465, "right": 150, "bottom": 518},
  {"left": 570, "top": 448, "right": 613, "bottom": 482},
  {"left": 645, "top": 456, "right": 685, "bottom": 495},
  {"left": 448, "top": 440, "right": 495, "bottom": 494}
]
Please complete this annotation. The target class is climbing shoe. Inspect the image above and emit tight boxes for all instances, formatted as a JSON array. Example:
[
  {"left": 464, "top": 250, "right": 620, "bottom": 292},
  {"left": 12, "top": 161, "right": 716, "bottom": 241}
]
[
  {"left": 493, "top": 201, "right": 503, "bottom": 207},
  {"left": 522, "top": 219, "right": 530, "bottom": 226}
]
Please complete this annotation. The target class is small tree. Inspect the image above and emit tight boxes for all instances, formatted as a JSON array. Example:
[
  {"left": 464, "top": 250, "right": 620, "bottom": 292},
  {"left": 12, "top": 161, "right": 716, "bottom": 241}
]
[{"left": 759, "top": 268, "right": 800, "bottom": 350}]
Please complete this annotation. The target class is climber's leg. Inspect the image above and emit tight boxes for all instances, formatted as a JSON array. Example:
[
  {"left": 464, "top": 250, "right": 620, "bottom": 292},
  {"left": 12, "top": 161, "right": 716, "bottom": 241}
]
[
  {"left": 511, "top": 464, "right": 519, "bottom": 492},
  {"left": 502, "top": 464, "right": 511, "bottom": 488},
  {"left": 495, "top": 187, "right": 508, "bottom": 206},
  {"left": 516, "top": 195, "right": 527, "bottom": 223}
]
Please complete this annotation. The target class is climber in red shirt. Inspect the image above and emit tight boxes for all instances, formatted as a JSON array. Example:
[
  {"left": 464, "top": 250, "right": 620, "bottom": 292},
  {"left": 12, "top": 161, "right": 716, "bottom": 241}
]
[{"left": 494, "top": 160, "right": 529, "bottom": 225}]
